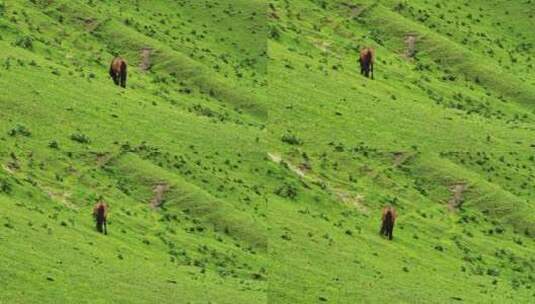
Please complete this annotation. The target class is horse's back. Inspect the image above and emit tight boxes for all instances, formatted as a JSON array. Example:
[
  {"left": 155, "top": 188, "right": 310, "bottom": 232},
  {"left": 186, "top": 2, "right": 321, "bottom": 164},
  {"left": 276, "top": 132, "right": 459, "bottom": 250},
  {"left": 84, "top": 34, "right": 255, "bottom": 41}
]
[
  {"left": 360, "top": 48, "right": 374, "bottom": 63},
  {"left": 387, "top": 207, "right": 396, "bottom": 223},
  {"left": 111, "top": 57, "right": 126, "bottom": 72},
  {"left": 94, "top": 203, "right": 107, "bottom": 220},
  {"left": 382, "top": 206, "right": 396, "bottom": 222},
  {"left": 385, "top": 210, "right": 393, "bottom": 223}
]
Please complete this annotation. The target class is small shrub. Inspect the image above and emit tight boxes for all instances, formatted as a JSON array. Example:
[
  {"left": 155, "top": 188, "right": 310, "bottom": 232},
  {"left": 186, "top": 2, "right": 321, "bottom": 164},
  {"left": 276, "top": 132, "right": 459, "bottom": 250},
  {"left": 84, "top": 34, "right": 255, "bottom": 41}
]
[
  {"left": 48, "top": 140, "right": 59, "bottom": 149},
  {"left": 70, "top": 133, "right": 90, "bottom": 144},
  {"left": 269, "top": 25, "right": 281, "bottom": 40},
  {"left": 434, "top": 244, "right": 444, "bottom": 252},
  {"left": 274, "top": 182, "right": 298, "bottom": 199},
  {"left": 487, "top": 268, "right": 500, "bottom": 277},
  {"left": 8, "top": 124, "right": 31, "bottom": 137},
  {"left": 0, "top": 179, "right": 12, "bottom": 193},
  {"left": 14, "top": 35, "right": 33, "bottom": 50},
  {"left": 394, "top": 1, "right": 407, "bottom": 11},
  {"left": 281, "top": 133, "right": 302, "bottom": 145}
]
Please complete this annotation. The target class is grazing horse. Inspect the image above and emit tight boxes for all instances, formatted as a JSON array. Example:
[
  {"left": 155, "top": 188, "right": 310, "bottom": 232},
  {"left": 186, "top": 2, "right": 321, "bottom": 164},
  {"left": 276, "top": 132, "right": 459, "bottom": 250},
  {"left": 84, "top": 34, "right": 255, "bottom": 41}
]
[
  {"left": 93, "top": 201, "right": 108, "bottom": 235},
  {"left": 109, "top": 57, "right": 127, "bottom": 88},
  {"left": 359, "top": 48, "right": 375, "bottom": 79},
  {"left": 380, "top": 206, "right": 396, "bottom": 240}
]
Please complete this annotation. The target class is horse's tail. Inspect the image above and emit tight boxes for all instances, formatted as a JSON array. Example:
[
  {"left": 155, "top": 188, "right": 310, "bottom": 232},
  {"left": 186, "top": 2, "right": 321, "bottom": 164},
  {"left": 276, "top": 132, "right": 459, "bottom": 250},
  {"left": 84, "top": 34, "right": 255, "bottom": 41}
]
[
  {"left": 385, "top": 210, "right": 393, "bottom": 227},
  {"left": 109, "top": 62, "right": 115, "bottom": 78},
  {"left": 370, "top": 57, "right": 374, "bottom": 79},
  {"left": 93, "top": 204, "right": 104, "bottom": 222},
  {"left": 120, "top": 61, "right": 127, "bottom": 88}
]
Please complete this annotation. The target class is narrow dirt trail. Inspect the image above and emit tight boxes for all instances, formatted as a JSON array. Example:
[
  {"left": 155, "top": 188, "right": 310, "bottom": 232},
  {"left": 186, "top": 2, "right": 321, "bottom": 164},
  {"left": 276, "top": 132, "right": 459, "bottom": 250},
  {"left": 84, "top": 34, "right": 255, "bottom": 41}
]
[
  {"left": 267, "top": 153, "right": 307, "bottom": 178},
  {"left": 392, "top": 151, "right": 412, "bottom": 167},
  {"left": 268, "top": 152, "right": 368, "bottom": 213}
]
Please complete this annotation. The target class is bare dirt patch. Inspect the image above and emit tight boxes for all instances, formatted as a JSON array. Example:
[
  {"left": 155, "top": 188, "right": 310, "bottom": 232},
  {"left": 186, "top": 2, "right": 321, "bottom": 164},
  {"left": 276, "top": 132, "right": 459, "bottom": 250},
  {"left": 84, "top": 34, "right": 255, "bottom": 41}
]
[
  {"left": 340, "top": 3, "right": 364, "bottom": 17},
  {"left": 334, "top": 189, "right": 368, "bottom": 213},
  {"left": 150, "top": 183, "right": 169, "bottom": 208},
  {"left": 392, "top": 151, "right": 411, "bottom": 167},
  {"left": 94, "top": 152, "right": 114, "bottom": 168},
  {"left": 44, "top": 187, "right": 77, "bottom": 210},
  {"left": 298, "top": 162, "right": 312, "bottom": 175},
  {"left": 404, "top": 34, "right": 418, "bottom": 58},
  {"left": 448, "top": 182, "right": 468, "bottom": 211},
  {"left": 3, "top": 162, "right": 19, "bottom": 174},
  {"left": 140, "top": 48, "right": 152, "bottom": 71},
  {"left": 268, "top": 152, "right": 367, "bottom": 213},
  {"left": 269, "top": 3, "right": 280, "bottom": 20},
  {"left": 77, "top": 17, "right": 100, "bottom": 32},
  {"left": 312, "top": 40, "right": 332, "bottom": 53},
  {"left": 268, "top": 153, "right": 307, "bottom": 178}
]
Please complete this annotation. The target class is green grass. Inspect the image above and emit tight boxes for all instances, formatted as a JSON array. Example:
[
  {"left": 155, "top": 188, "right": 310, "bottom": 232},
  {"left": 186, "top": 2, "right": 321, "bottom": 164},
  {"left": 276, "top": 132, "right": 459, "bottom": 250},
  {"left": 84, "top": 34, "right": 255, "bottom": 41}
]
[
  {"left": 266, "top": 0, "right": 534, "bottom": 303},
  {"left": 0, "top": 1, "right": 269, "bottom": 303},
  {"left": 0, "top": 0, "right": 534, "bottom": 303}
]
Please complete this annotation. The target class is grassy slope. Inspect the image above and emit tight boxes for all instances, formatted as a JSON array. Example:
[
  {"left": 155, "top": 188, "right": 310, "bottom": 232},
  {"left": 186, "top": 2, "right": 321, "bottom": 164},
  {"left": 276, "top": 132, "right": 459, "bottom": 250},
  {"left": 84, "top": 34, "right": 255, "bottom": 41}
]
[
  {"left": 0, "top": 0, "right": 534, "bottom": 304},
  {"left": 267, "top": 0, "right": 534, "bottom": 303},
  {"left": 0, "top": 0, "right": 269, "bottom": 303}
]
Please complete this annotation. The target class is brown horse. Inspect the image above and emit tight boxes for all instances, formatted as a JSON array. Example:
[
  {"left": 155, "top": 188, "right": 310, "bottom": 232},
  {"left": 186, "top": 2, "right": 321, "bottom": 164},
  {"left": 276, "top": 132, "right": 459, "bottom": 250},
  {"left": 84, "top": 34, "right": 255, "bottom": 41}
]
[
  {"left": 359, "top": 48, "right": 375, "bottom": 79},
  {"left": 380, "top": 206, "right": 396, "bottom": 240},
  {"left": 93, "top": 201, "right": 108, "bottom": 235},
  {"left": 109, "top": 57, "right": 127, "bottom": 88}
]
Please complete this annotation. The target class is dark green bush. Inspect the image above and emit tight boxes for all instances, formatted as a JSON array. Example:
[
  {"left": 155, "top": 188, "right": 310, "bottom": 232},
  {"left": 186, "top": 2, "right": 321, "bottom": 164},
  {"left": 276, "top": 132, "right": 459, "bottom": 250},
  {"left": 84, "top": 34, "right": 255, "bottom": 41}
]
[
  {"left": 48, "top": 140, "right": 59, "bottom": 149},
  {"left": 70, "top": 133, "right": 91, "bottom": 144},
  {"left": 0, "top": 178, "right": 12, "bottom": 194},
  {"left": 281, "top": 133, "right": 302, "bottom": 145},
  {"left": 274, "top": 182, "right": 298, "bottom": 200},
  {"left": 14, "top": 35, "right": 33, "bottom": 50},
  {"left": 8, "top": 124, "right": 31, "bottom": 137}
]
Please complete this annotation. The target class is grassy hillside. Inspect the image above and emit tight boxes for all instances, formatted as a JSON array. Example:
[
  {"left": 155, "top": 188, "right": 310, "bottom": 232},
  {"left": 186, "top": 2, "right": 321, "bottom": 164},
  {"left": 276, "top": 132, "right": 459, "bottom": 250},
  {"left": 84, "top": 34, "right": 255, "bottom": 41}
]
[
  {"left": 0, "top": 0, "right": 534, "bottom": 303},
  {"left": 266, "top": 0, "right": 534, "bottom": 303},
  {"left": 0, "top": 0, "right": 269, "bottom": 303}
]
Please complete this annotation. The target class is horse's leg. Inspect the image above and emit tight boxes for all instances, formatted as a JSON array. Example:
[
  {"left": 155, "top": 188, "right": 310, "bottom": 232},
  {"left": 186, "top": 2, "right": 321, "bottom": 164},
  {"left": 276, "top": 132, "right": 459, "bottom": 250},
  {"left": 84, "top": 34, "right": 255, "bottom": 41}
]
[
  {"left": 113, "top": 73, "right": 120, "bottom": 86},
  {"left": 371, "top": 62, "right": 374, "bottom": 80},
  {"left": 121, "top": 70, "right": 127, "bottom": 88},
  {"left": 96, "top": 221, "right": 102, "bottom": 233},
  {"left": 120, "top": 63, "right": 127, "bottom": 88},
  {"left": 104, "top": 220, "right": 107, "bottom": 235},
  {"left": 388, "top": 221, "right": 393, "bottom": 240}
]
